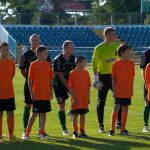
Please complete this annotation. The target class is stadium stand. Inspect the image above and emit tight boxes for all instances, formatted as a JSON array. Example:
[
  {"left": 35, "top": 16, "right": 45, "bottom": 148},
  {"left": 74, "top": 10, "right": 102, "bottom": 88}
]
[
  {"left": 115, "top": 26, "right": 150, "bottom": 53},
  {"left": 4, "top": 25, "right": 103, "bottom": 62}
]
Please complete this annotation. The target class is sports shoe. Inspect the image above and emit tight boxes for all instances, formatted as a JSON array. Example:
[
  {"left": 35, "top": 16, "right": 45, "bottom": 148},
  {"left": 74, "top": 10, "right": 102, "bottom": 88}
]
[
  {"left": 62, "top": 129, "right": 68, "bottom": 136},
  {"left": 116, "top": 122, "right": 121, "bottom": 129},
  {"left": 73, "top": 132, "right": 78, "bottom": 138},
  {"left": 79, "top": 132, "right": 88, "bottom": 138},
  {"left": 9, "top": 135, "right": 17, "bottom": 142},
  {"left": 67, "top": 110, "right": 73, "bottom": 121},
  {"left": 108, "top": 130, "right": 115, "bottom": 136},
  {"left": 39, "top": 133, "right": 47, "bottom": 140},
  {"left": 143, "top": 126, "right": 149, "bottom": 132},
  {"left": 22, "top": 132, "right": 26, "bottom": 140},
  {"left": 98, "top": 126, "right": 104, "bottom": 133},
  {"left": 120, "top": 130, "right": 128, "bottom": 136},
  {"left": 38, "top": 132, "right": 49, "bottom": 137},
  {"left": 22, "top": 133, "right": 29, "bottom": 140}
]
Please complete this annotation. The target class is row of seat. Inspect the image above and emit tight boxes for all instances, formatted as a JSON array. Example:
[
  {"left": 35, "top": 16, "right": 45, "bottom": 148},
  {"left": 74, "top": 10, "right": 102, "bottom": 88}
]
[
  {"left": 5, "top": 26, "right": 102, "bottom": 47},
  {"left": 115, "top": 26, "right": 150, "bottom": 51}
]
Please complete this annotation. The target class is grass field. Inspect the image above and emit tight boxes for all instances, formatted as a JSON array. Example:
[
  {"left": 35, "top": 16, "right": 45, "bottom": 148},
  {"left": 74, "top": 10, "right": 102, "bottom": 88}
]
[{"left": 1, "top": 66, "right": 150, "bottom": 150}]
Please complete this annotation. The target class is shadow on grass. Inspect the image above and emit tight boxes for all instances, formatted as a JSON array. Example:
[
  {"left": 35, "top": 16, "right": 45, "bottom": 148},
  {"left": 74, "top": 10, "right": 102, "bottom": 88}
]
[{"left": 1, "top": 133, "right": 150, "bottom": 150}]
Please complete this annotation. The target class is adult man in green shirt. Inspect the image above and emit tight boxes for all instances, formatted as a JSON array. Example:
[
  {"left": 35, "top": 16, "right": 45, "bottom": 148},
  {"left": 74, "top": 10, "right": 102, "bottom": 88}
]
[{"left": 92, "top": 27, "right": 120, "bottom": 132}]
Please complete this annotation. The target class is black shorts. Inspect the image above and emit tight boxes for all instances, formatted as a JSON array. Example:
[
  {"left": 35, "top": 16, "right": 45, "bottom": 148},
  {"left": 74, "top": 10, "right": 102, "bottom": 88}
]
[
  {"left": 24, "top": 81, "right": 32, "bottom": 104},
  {"left": 0, "top": 98, "right": 16, "bottom": 111},
  {"left": 32, "top": 100, "right": 51, "bottom": 113},
  {"left": 71, "top": 109, "right": 89, "bottom": 114},
  {"left": 53, "top": 80, "right": 69, "bottom": 104},
  {"left": 115, "top": 98, "right": 131, "bottom": 106}
]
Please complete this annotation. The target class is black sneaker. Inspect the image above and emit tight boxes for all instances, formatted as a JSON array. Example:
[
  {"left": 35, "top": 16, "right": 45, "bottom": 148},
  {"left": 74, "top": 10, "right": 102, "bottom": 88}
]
[
  {"left": 120, "top": 129, "right": 128, "bottom": 136},
  {"left": 73, "top": 132, "right": 78, "bottom": 138},
  {"left": 108, "top": 130, "right": 115, "bottom": 136},
  {"left": 79, "top": 132, "right": 88, "bottom": 138},
  {"left": 116, "top": 122, "right": 121, "bottom": 129},
  {"left": 99, "top": 126, "right": 104, "bottom": 133}
]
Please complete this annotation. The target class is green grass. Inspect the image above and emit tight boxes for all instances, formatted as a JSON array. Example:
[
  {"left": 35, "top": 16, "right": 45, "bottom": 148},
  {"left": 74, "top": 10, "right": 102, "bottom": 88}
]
[{"left": 1, "top": 66, "right": 150, "bottom": 150}]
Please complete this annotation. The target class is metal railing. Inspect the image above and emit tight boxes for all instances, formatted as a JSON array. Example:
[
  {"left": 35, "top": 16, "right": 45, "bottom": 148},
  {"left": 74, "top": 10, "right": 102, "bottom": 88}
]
[{"left": 1, "top": 13, "right": 150, "bottom": 25}]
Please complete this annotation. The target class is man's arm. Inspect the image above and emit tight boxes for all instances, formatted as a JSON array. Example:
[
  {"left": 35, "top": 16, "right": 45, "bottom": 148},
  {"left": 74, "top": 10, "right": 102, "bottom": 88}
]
[
  {"left": 28, "top": 78, "right": 34, "bottom": 100},
  {"left": 58, "top": 73, "right": 68, "bottom": 89},
  {"left": 20, "top": 69, "right": 27, "bottom": 78},
  {"left": 50, "top": 80, "right": 53, "bottom": 100}
]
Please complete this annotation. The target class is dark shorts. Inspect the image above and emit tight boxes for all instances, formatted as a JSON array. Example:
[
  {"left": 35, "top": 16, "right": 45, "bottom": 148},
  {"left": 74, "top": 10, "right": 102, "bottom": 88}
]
[
  {"left": 97, "top": 73, "right": 112, "bottom": 107},
  {"left": 32, "top": 100, "right": 51, "bottom": 113},
  {"left": 0, "top": 98, "right": 16, "bottom": 111},
  {"left": 53, "top": 80, "right": 69, "bottom": 104},
  {"left": 24, "top": 81, "right": 32, "bottom": 104},
  {"left": 115, "top": 98, "right": 131, "bottom": 106},
  {"left": 71, "top": 109, "right": 89, "bottom": 114}
]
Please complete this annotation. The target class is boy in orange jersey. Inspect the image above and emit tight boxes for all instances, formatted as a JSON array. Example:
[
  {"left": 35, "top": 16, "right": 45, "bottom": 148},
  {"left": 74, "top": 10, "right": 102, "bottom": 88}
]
[
  {"left": 22, "top": 45, "right": 53, "bottom": 140},
  {"left": 0, "top": 41, "right": 16, "bottom": 142},
  {"left": 145, "top": 62, "right": 150, "bottom": 117},
  {"left": 109, "top": 44, "right": 135, "bottom": 136},
  {"left": 68, "top": 56, "right": 91, "bottom": 138}
]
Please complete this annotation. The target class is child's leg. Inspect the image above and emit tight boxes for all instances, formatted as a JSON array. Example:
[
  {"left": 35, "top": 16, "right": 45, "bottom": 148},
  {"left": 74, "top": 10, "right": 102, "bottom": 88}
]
[
  {"left": 6, "top": 111, "right": 14, "bottom": 137},
  {"left": 26, "top": 112, "right": 38, "bottom": 134},
  {"left": 0, "top": 111, "right": 3, "bottom": 136},
  {"left": 80, "top": 114, "right": 85, "bottom": 134},
  {"left": 39, "top": 113, "right": 46, "bottom": 134},
  {"left": 72, "top": 114, "right": 79, "bottom": 133},
  {"left": 111, "top": 104, "right": 120, "bottom": 131},
  {"left": 121, "top": 105, "right": 128, "bottom": 131}
]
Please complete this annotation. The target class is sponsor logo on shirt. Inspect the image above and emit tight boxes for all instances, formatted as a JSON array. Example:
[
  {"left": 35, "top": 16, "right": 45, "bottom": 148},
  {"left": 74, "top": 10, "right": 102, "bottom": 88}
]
[{"left": 106, "top": 58, "right": 116, "bottom": 63}]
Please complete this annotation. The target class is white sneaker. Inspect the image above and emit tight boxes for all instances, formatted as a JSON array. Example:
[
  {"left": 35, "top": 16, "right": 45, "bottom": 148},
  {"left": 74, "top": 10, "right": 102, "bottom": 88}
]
[
  {"left": 22, "top": 132, "right": 25, "bottom": 139},
  {"left": 143, "top": 126, "right": 149, "bottom": 132},
  {"left": 22, "top": 133, "right": 29, "bottom": 140},
  {"left": 63, "top": 129, "right": 68, "bottom": 136},
  {"left": 39, "top": 133, "right": 47, "bottom": 140},
  {"left": 98, "top": 127, "right": 104, "bottom": 133}
]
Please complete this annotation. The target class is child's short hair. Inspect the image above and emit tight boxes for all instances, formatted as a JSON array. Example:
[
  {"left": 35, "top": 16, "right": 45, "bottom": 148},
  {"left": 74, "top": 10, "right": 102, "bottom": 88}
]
[
  {"left": 36, "top": 45, "right": 47, "bottom": 54},
  {"left": 75, "top": 56, "right": 86, "bottom": 64},
  {"left": 117, "top": 44, "right": 131, "bottom": 57},
  {"left": 0, "top": 41, "right": 8, "bottom": 49},
  {"left": 62, "top": 40, "right": 73, "bottom": 51},
  {"left": 103, "top": 27, "right": 116, "bottom": 36}
]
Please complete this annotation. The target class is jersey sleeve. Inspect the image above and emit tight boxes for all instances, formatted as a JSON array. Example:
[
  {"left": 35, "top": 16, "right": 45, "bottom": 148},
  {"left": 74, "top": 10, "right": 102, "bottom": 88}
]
[
  {"left": 68, "top": 72, "right": 74, "bottom": 89},
  {"left": 13, "top": 61, "right": 16, "bottom": 77},
  {"left": 53, "top": 58, "right": 62, "bottom": 73},
  {"left": 132, "top": 62, "right": 135, "bottom": 77},
  {"left": 91, "top": 46, "right": 99, "bottom": 71},
  {"left": 87, "top": 71, "right": 91, "bottom": 87},
  {"left": 19, "top": 54, "right": 26, "bottom": 70},
  {"left": 111, "top": 62, "right": 116, "bottom": 78},
  {"left": 49, "top": 65, "right": 54, "bottom": 80},
  {"left": 145, "top": 63, "right": 150, "bottom": 88},
  {"left": 28, "top": 63, "right": 34, "bottom": 80}
]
